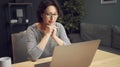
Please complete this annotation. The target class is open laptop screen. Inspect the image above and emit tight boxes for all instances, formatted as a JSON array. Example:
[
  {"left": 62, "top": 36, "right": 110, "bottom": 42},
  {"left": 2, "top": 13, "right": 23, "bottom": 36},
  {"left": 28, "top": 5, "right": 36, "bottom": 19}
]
[{"left": 35, "top": 40, "right": 100, "bottom": 67}]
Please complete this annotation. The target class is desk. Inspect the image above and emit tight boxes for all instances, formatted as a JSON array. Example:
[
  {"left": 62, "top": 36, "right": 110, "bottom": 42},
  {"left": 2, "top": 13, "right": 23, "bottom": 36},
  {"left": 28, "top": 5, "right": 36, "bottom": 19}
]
[
  {"left": 12, "top": 49, "right": 120, "bottom": 67},
  {"left": 12, "top": 57, "right": 52, "bottom": 67},
  {"left": 90, "top": 49, "right": 120, "bottom": 67}
]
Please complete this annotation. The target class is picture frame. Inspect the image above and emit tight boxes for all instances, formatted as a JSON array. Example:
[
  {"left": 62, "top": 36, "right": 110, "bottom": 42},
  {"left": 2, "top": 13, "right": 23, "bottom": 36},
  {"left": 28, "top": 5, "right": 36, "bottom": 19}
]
[{"left": 101, "top": 0, "right": 117, "bottom": 4}]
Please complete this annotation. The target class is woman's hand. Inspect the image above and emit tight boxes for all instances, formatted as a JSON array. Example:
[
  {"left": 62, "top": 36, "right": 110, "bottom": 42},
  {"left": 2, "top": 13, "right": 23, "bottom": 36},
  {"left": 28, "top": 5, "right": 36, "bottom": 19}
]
[
  {"left": 38, "top": 25, "right": 57, "bottom": 50},
  {"left": 42, "top": 24, "right": 64, "bottom": 46},
  {"left": 51, "top": 25, "right": 57, "bottom": 38},
  {"left": 43, "top": 25, "right": 57, "bottom": 36}
]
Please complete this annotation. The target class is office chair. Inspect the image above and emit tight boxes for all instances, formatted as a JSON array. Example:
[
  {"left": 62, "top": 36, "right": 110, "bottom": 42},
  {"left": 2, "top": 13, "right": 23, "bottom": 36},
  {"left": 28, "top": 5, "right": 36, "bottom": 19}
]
[{"left": 11, "top": 31, "right": 28, "bottom": 63}]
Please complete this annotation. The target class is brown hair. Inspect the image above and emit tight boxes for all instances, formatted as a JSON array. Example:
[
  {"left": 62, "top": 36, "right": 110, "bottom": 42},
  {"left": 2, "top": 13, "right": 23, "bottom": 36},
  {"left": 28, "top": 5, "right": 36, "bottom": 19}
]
[{"left": 37, "top": 0, "right": 62, "bottom": 22}]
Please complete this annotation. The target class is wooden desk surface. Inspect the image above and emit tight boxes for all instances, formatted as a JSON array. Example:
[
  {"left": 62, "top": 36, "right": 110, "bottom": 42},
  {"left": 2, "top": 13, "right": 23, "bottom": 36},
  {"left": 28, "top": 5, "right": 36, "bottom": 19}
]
[
  {"left": 12, "top": 49, "right": 120, "bottom": 67},
  {"left": 90, "top": 49, "right": 120, "bottom": 67},
  {"left": 12, "top": 57, "right": 52, "bottom": 67}
]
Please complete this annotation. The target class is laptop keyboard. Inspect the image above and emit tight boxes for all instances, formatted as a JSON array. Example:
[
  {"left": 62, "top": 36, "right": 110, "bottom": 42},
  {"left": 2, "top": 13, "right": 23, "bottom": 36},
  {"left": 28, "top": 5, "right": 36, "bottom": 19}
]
[{"left": 35, "top": 62, "right": 51, "bottom": 67}]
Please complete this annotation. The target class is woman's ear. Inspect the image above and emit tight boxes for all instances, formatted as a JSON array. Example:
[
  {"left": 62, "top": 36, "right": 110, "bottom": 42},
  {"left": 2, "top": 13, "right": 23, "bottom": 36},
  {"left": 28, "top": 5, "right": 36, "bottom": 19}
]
[{"left": 41, "top": 13, "right": 45, "bottom": 18}]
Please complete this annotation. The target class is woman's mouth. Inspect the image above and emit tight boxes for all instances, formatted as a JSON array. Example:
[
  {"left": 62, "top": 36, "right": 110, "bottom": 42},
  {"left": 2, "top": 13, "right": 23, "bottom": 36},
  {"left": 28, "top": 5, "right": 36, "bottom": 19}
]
[{"left": 49, "top": 21, "right": 54, "bottom": 24}]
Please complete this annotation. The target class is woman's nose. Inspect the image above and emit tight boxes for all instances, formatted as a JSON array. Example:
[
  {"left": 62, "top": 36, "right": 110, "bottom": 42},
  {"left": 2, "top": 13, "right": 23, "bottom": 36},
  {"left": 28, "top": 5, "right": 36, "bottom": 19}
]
[{"left": 50, "top": 16, "right": 54, "bottom": 20}]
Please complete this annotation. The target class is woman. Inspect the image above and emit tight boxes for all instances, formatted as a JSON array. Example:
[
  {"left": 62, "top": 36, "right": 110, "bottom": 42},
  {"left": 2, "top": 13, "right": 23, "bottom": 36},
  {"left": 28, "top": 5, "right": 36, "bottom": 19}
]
[{"left": 26, "top": 0, "right": 71, "bottom": 61}]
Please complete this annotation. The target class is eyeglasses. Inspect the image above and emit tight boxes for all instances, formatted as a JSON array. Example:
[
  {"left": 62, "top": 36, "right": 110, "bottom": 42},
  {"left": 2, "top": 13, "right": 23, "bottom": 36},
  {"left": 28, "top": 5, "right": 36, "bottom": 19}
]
[{"left": 44, "top": 13, "right": 58, "bottom": 18}]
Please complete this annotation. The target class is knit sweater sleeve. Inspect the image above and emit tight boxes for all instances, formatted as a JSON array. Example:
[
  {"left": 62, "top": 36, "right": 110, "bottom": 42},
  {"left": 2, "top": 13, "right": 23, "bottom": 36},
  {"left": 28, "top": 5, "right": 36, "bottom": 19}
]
[
  {"left": 56, "top": 23, "right": 71, "bottom": 45},
  {"left": 26, "top": 26, "right": 43, "bottom": 61}
]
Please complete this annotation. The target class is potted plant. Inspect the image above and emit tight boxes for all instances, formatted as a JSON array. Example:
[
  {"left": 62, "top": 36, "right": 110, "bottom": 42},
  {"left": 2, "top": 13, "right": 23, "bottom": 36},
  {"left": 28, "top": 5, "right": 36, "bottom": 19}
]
[
  {"left": 57, "top": 0, "right": 85, "bottom": 42},
  {"left": 58, "top": 0, "right": 85, "bottom": 34}
]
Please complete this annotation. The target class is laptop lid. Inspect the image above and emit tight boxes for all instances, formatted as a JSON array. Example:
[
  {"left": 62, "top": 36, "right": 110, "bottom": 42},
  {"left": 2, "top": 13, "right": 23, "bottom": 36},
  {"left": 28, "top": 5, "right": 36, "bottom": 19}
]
[{"left": 50, "top": 40, "right": 101, "bottom": 67}]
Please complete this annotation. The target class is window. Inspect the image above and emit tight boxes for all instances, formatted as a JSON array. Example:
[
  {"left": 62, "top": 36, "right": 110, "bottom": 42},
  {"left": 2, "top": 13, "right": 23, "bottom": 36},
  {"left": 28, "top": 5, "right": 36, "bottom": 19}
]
[{"left": 101, "top": 0, "right": 117, "bottom": 4}]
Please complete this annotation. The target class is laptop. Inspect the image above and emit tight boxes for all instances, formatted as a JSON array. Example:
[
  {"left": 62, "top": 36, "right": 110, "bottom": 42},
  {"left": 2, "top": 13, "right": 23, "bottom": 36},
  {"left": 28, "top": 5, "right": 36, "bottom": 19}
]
[{"left": 35, "top": 39, "right": 101, "bottom": 67}]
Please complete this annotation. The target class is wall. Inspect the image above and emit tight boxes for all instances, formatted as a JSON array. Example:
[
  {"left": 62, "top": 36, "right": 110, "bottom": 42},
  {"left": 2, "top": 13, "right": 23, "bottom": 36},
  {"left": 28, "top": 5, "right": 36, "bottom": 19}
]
[
  {"left": 0, "top": 0, "right": 14, "bottom": 57},
  {"left": 24, "top": 0, "right": 41, "bottom": 24},
  {"left": 4, "top": 0, "right": 119, "bottom": 58},
  {"left": 82, "top": 0, "right": 120, "bottom": 25},
  {"left": 0, "top": 0, "right": 38, "bottom": 58}
]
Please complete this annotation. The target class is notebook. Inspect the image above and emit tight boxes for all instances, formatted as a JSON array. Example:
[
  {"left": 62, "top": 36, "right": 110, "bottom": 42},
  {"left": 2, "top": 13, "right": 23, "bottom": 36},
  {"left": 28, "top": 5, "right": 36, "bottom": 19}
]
[{"left": 35, "top": 39, "right": 101, "bottom": 67}]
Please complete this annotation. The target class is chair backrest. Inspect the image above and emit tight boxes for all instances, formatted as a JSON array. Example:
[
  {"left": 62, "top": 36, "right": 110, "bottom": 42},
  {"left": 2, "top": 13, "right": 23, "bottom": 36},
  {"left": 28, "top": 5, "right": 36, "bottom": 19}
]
[{"left": 11, "top": 31, "right": 28, "bottom": 63}]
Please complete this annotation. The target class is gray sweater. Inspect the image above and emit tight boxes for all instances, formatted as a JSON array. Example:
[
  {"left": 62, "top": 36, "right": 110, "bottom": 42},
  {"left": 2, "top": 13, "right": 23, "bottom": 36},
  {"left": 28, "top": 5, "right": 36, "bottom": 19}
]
[{"left": 26, "top": 22, "right": 71, "bottom": 60}]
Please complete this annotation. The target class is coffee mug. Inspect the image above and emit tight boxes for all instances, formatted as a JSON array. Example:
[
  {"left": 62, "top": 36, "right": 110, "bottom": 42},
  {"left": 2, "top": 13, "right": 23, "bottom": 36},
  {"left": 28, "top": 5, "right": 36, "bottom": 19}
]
[{"left": 0, "top": 57, "right": 11, "bottom": 67}]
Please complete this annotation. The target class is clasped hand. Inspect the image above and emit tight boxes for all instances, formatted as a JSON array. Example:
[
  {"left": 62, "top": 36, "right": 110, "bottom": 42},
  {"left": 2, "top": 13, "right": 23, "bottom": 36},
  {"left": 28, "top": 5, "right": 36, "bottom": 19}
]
[{"left": 44, "top": 25, "right": 57, "bottom": 37}]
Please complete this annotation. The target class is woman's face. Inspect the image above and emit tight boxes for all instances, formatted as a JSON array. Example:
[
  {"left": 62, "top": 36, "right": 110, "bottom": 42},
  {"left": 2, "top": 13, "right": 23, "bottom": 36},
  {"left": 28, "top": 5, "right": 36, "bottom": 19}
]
[{"left": 42, "top": 5, "right": 58, "bottom": 25}]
